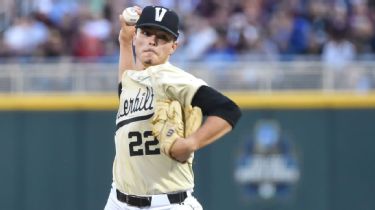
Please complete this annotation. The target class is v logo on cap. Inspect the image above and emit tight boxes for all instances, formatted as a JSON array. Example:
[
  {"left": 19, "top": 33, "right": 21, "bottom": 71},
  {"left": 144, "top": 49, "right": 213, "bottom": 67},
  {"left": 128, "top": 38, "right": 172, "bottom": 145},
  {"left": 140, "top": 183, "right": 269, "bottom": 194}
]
[
  {"left": 136, "top": 5, "right": 180, "bottom": 38},
  {"left": 155, "top": 7, "right": 167, "bottom": 22}
]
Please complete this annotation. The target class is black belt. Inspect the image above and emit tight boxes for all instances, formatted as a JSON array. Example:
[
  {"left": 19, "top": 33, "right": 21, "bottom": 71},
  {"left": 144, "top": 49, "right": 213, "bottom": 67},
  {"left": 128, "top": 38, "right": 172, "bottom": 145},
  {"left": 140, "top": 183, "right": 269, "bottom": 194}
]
[{"left": 116, "top": 189, "right": 187, "bottom": 207}]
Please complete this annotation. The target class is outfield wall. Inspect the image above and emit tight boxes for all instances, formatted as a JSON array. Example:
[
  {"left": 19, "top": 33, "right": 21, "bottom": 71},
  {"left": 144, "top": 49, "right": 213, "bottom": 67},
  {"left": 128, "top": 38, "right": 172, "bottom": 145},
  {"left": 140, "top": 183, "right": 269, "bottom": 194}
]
[{"left": 1, "top": 93, "right": 374, "bottom": 210}]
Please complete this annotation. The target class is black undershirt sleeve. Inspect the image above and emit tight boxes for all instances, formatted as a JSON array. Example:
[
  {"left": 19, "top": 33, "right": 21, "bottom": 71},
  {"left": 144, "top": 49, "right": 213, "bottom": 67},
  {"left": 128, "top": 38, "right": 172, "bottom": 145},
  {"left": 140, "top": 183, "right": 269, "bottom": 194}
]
[
  {"left": 118, "top": 83, "right": 122, "bottom": 98},
  {"left": 191, "top": 86, "right": 242, "bottom": 128}
]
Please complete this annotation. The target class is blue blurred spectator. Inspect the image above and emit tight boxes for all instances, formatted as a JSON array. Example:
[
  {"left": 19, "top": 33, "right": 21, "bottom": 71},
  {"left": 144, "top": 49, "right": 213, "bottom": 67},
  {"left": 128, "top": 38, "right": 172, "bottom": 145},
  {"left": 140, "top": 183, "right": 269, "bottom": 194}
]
[
  {"left": 205, "top": 28, "right": 236, "bottom": 62},
  {"left": 322, "top": 2, "right": 356, "bottom": 71},
  {"left": 3, "top": 16, "right": 48, "bottom": 56},
  {"left": 181, "top": 15, "right": 218, "bottom": 61}
]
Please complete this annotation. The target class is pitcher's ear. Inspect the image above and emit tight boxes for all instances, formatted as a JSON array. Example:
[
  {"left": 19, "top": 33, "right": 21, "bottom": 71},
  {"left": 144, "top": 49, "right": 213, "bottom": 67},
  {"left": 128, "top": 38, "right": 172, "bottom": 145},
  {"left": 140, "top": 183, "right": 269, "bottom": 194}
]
[{"left": 170, "top": 41, "right": 178, "bottom": 54}]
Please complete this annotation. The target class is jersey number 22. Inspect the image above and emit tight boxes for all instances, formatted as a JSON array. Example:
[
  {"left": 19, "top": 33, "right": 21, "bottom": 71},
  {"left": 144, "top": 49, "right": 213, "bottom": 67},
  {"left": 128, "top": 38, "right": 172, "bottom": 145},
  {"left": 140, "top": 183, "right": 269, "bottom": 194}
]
[{"left": 128, "top": 131, "right": 160, "bottom": 156}]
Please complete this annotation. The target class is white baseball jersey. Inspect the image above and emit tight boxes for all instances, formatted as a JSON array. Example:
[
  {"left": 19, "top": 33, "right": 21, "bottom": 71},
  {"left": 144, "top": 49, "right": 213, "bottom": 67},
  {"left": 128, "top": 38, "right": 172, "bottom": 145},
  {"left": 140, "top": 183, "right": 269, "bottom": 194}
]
[{"left": 114, "top": 62, "right": 206, "bottom": 195}]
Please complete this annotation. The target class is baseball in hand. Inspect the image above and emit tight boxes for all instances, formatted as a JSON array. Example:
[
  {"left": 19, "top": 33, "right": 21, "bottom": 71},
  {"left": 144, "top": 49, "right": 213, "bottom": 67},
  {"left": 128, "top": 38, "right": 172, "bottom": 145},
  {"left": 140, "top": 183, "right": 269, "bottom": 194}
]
[{"left": 122, "top": 7, "right": 139, "bottom": 25}]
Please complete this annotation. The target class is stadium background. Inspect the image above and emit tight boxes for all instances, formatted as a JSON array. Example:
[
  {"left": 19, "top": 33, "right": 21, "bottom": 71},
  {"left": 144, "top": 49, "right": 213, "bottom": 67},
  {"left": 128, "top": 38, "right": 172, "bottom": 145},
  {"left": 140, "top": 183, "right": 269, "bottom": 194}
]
[{"left": 1, "top": 0, "right": 375, "bottom": 210}]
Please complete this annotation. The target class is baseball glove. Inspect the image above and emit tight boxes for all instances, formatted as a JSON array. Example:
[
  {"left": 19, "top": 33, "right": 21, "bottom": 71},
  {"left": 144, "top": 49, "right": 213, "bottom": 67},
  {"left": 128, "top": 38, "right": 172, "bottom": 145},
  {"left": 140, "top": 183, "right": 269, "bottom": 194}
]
[
  {"left": 152, "top": 100, "right": 202, "bottom": 158},
  {"left": 184, "top": 105, "right": 203, "bottom": 137}
]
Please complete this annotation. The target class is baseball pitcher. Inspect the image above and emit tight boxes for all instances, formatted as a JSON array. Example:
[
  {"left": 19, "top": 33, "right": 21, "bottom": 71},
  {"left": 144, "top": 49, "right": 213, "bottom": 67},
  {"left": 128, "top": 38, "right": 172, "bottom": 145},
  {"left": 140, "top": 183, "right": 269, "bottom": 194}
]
[{"left": 104, "top": 5, "right": 241, "bottom": 210}]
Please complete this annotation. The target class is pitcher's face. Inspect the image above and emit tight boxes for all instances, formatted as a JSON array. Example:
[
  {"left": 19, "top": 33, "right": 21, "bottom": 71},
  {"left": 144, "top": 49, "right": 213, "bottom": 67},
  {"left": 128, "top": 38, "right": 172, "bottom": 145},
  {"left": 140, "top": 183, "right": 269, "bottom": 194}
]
[{"left": 134, "top": 27, "right": 177, "bottom": 67}]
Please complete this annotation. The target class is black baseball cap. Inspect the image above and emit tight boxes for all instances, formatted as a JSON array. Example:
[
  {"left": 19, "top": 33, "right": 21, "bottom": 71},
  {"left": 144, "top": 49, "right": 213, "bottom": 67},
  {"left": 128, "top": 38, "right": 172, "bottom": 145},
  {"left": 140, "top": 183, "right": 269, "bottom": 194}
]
[{"left": 136, "top": 6, "right": 179, "bottom": 38}]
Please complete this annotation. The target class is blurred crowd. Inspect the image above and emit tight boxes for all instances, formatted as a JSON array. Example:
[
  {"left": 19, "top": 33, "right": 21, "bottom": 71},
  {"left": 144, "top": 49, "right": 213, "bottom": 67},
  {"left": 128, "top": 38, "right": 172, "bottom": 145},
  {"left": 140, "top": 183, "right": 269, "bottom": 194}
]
[{"left": 1, "top": 0, "right": 375, "bottom": 62}]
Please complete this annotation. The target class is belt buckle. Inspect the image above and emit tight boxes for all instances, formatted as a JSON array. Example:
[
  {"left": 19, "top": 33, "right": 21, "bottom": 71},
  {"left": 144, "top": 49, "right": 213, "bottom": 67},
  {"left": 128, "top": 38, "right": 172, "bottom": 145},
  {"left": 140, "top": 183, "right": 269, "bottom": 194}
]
[{"left": 138, "top": 196, "right": 151, "bottom": 207}]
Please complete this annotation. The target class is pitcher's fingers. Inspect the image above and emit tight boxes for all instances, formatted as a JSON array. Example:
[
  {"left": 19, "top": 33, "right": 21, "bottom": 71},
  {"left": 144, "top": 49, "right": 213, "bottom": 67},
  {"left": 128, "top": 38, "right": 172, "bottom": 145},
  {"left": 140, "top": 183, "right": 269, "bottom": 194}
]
[{"left": 133, "top": 6, "right": 142, "bottom": 15}]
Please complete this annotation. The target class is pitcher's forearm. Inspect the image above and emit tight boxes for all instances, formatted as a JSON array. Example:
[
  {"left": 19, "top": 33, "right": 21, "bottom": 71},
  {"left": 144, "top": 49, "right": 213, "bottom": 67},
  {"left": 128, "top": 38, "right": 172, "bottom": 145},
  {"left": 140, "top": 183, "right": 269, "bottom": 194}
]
[
  {"left": 190, "top": 116, "right": 232, "bottom": 150},
  {"left": 170, "top": 116, "right": 232, "bottom": 163},
  {"left": 117, "top": 9, "right": 139, "bottom": 81},
  {"left": 118, "top": 42, "right": 134, "bottom": 81}
]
